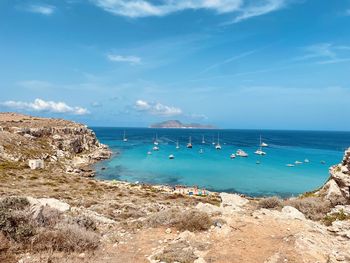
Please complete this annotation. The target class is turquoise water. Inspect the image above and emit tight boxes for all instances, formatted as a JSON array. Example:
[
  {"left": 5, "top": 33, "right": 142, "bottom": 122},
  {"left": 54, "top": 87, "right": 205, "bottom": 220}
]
[{"left": 93, "top": 128, "right": 350, "bottom": 197}]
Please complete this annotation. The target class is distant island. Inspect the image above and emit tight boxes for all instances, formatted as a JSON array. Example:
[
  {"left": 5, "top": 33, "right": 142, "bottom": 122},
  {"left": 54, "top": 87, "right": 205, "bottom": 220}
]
[{"left": 149, "top": 120, "right": 215, "bottom": 129}]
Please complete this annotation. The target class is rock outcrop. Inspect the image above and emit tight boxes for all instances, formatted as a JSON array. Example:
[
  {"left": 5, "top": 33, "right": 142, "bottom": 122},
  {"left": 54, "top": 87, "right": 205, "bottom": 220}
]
[
  {"left": 0, "top": 113, "right": 111, "bottom": 175},
  {"left": 319, "top": 148, "right": 350, "bottom": 202}
]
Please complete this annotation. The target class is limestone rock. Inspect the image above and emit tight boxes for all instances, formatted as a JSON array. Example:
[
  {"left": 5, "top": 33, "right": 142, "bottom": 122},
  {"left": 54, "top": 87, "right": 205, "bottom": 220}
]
[
  {"left": 219, "top": 193, "right": 249, "bottom": 214},
  {"left": 195, "top": 202, "right": 222, "bottom": 215},
  {"left": 27, "top": 197, "right": 70, "bottom": 212},
  {"left": 281, "top": 206, "right": 305, "bottom": 220}
]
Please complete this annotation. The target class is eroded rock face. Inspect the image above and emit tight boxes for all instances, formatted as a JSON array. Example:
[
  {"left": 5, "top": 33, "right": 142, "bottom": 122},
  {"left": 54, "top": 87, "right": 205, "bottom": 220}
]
[
  {"left": 319, "top": 148, "right": 350, "bottom": 202},
  {"left": 0, "top": 113, "right": 111, "bottom": 174}
]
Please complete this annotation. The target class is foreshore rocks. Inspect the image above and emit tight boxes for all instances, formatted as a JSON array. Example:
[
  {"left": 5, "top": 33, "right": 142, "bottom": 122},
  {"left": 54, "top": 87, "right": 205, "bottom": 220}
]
[{"left": 318, "top": 148, "right": 350, "bottom": 202}]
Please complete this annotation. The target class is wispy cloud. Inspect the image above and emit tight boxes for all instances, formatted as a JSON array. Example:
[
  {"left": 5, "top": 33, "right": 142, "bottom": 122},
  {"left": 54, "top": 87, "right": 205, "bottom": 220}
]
[
  {"left": 27, "top": 5, "right": 56, "bottom": 15},
  {"left": 134, "top": 100, "right": 182, "bottom": 116},
  {"left": 231, "top": 0, "right": 287, "bottom": 23},
  {"left": 1, "top": 98, "right": 89, "bottom": 115},
  {"left": 107, "top": 54, "right": 141, "bottom": 65},
  {"left": 92, "top": 0, "right": 290, "bottom": 22},
  {"left": 200, "top": 49, "right": 258, "bottom": 74},
  {"left": 295, "top": 43, "right": 350, "bottom": 65}
]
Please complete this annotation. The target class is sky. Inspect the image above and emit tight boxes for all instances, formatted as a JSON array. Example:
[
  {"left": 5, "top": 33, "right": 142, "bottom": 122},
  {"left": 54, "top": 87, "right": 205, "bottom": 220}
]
[{"left": 0, "top": 0, "right": 350, "bottom": 130}]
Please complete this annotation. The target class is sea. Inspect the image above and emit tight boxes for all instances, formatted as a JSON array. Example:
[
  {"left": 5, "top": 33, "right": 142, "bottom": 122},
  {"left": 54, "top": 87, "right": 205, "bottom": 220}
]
[{"left": 93, "top": 128, "right": 350, "bottom": 197}]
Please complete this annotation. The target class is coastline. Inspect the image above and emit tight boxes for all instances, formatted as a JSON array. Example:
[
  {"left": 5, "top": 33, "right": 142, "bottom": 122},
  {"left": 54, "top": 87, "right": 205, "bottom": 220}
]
[{"left": 1, "top": 113, "right": 350, "bottom": 262}]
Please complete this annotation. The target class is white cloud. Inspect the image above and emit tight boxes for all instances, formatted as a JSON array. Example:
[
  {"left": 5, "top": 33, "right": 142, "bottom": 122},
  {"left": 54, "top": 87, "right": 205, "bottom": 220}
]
[
  {"left": 92, "top": 0, "right": 289, "bottom": 22},
  {"left": 1, "top": 98, "right": 89, "bottom": 115},
  {"left": 107, "top": 54, "right": 141, "bottom": 65},
  {"left": 27, "top": 5, "right": 56, "bottom": 15},
  {"left": 295, "top": 43, "right": 350, "bottom": 65},
  {"left": 134, "top": 99, "right": 182, "bottom": 116},
  {"left": 232, "top": 0, "right": 286, "bottom": 23}
]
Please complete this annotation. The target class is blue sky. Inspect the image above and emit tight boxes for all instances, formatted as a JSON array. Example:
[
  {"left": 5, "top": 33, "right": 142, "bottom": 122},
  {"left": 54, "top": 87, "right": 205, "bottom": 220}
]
[{"left": 0, "top": 0, "right": 350, "bottom": 130}]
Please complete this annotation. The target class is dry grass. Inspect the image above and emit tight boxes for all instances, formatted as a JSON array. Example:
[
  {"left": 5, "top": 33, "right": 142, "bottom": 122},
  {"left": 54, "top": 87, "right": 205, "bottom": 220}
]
[
  {"left": 155, "top": 240, "right": 197, "bottom": 263},
  {"left": 146, "top": 208, "right": 212, "bottom": 232},
  {"left": 32, "top": 223, "right": 100, "bottom": 253},
  {"left": 258, "top": 197, "right": 282, "bottom": 209},
  {"left": 323, "top": 209, "right": 350, "bottom": 226},
  {"left": 284, "top": 197, "right": 331, "bottom": 221}
]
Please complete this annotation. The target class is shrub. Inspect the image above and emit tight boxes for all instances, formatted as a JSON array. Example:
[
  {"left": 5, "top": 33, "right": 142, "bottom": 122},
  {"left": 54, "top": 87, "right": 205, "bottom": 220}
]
[
  {"left": 155, "top": 240, "right": 197, "bottom": 263},
  {"left": 71, "top": 215, "right": 97, "bottom": 231},
  {"left": 258, "top": 197, "right": 282, "bottom": 209},
  {"left": 147, "top": 208, "right": 212, "bottom": 232},
  {"left": 32, "top": 223, "right": 100, "bottom": 252},
  {"left": 284, "top": 197, "right": 331, "bottom": 221},
  {"left": 34, "top": 206, "right": 62, "bottom": 227},
  {"left": 0, "top": 210, "right": 35, "bottom": 242},
  {"left": 323, "top": 209, "right": 350, "bottom": 226},
  {"left": 0, "top": 197, "right": 30, "bottom": 211}
]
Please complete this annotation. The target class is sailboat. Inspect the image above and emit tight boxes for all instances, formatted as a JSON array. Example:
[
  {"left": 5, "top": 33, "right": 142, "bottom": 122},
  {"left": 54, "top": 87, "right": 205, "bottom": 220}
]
[
  {"left": 236, "top": 149, "right": 248, "bottom": 157},
  {"left": 169, "top": 154, "right": 175, "bottom": 159},
  {"left": 176, "top": 140, "right": 180, "bottom": 149},
  {"left": 202, "top": 135, "right": 205, "bottom": 144},
  {"left": 254, "top": 135, "right": 266, "bottom": 155},
  {"left": 187, "top": 136, "right": 193, "bottom": 148},
  {"left": 154, "top": 133, "right": 159, "bottom": 145},
  {"left": 123, "top": 130, "right": 128, "bottom": 142},
  {"left": 215, "top": 133, "right": 222, "bottom": 150},
  {"left": 230, "top": 153, "right": 236, "bottom": 159}
]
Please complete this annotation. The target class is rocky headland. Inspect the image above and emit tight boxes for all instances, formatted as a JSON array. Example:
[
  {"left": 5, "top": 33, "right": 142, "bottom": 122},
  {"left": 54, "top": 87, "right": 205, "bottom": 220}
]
[{"left": 0, "top": 113, "right": 350, "bottom": 263}]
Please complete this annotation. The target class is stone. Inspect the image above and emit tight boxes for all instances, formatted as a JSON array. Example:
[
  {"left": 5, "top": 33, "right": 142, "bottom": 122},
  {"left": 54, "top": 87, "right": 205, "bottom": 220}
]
[
  {"left": 219, "top": 193, "right": 249, "bottom": 214},
  {"left": 27, "top": 197, "right": 70, "bottom": 212},
  {"left": 165, "top": 228, "right": 172, "bottom": 234},
  {"left": 196, "top": 202, "right": 222, "bottom": 215},
  {"left": 281, "top": 206, "right": 305, "bottom": 220},
  {"left": 28, "top": 159, "right": 44, "bottom": 170}
]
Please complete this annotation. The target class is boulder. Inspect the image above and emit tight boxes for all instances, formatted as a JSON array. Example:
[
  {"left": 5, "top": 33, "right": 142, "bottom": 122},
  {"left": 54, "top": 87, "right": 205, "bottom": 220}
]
[
  {"left": 281, "top": 206, "right": 305, "bottom": 220},
  {"left": 195, "top": 202, "right": 222, "bottom": 215},
  {"left": 219, "top": 193, "right": 249, "bottom": 214},
  {"left": 27, "top": 197, "right": 70, "bottom": 212}
]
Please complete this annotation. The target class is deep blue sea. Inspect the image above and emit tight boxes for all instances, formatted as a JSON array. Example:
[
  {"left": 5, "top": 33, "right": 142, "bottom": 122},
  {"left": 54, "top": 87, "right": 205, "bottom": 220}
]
[{"left": 93, "top": 128, "right": 350, "bottom": 197}]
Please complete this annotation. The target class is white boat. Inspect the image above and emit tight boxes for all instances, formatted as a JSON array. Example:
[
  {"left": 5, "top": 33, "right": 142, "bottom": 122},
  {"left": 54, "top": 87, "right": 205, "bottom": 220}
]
[
  {"left": 169, "top": 154, "right": 175, "bottom": 159},
  {"left": 176, "top": 140, "right": 180, "bottom": 149},
  {"left": 215, "top": 133, "right": 221, "bottom": 150},
  {"left": 286, "top": 164, "right": 295, "bottom": 167},
  {"left": 153, "top": 146, "right": 159, "bottom": 151},
  {"left": 304, "top": 159, "right": 310, "bottom": 163},
  {"left": 254, "top": 135, "right": 266, "bottom": 155},
  {"left": 187, "top": 136, "right": 193, "bottom": 148},
  {"left": 154, "top": 133, "right": 159, "bottom": 145},
  {"left": 236, "top": 149, "right": 248, "bottom": 157},
  {"left": 202, "top": 135, "right": 205, "bottom": 144},
  {"left": 230, "top": 153, "right": 236, "bottom": 159},
  {"left": 295, "top": 161, "right": 303, "bottom": 165},
  {"left": 147, "top": 151, "right": 152, "bottom": 155},
  {"left": 260, "top": 142, "right": 268, "bottom": 147},
  {"left": 123, "top": 130, "right": 128, "bottom": 142}
]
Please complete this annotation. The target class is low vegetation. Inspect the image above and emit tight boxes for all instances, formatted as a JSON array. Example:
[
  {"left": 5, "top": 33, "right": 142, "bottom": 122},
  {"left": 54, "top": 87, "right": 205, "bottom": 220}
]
[
  {"left": 284, "top": 197, "right": 332, "bottom": 221},
  {"left": 155, "top": 240, "right": 197, "bottom": 263},
  {"left": 146, "top": 208, "right": 212, "bottom": 232},
  {"left": 0, "top": 196, "right": 100, "bottom": 262},
  {"left": 323, "top": 209, "right": 350, "bottom": 226},
  {"left": 258, "top": 196, "right": 282, "bottom": 209}
]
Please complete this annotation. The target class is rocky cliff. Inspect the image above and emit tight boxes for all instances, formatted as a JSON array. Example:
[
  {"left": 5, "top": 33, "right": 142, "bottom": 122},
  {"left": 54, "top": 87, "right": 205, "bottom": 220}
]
[
  {"left": 0, "top": 113, "right": 111, "bottom": 176},
  {"left": 319, "top": 148, "right": 350, "bottom": 203}
]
